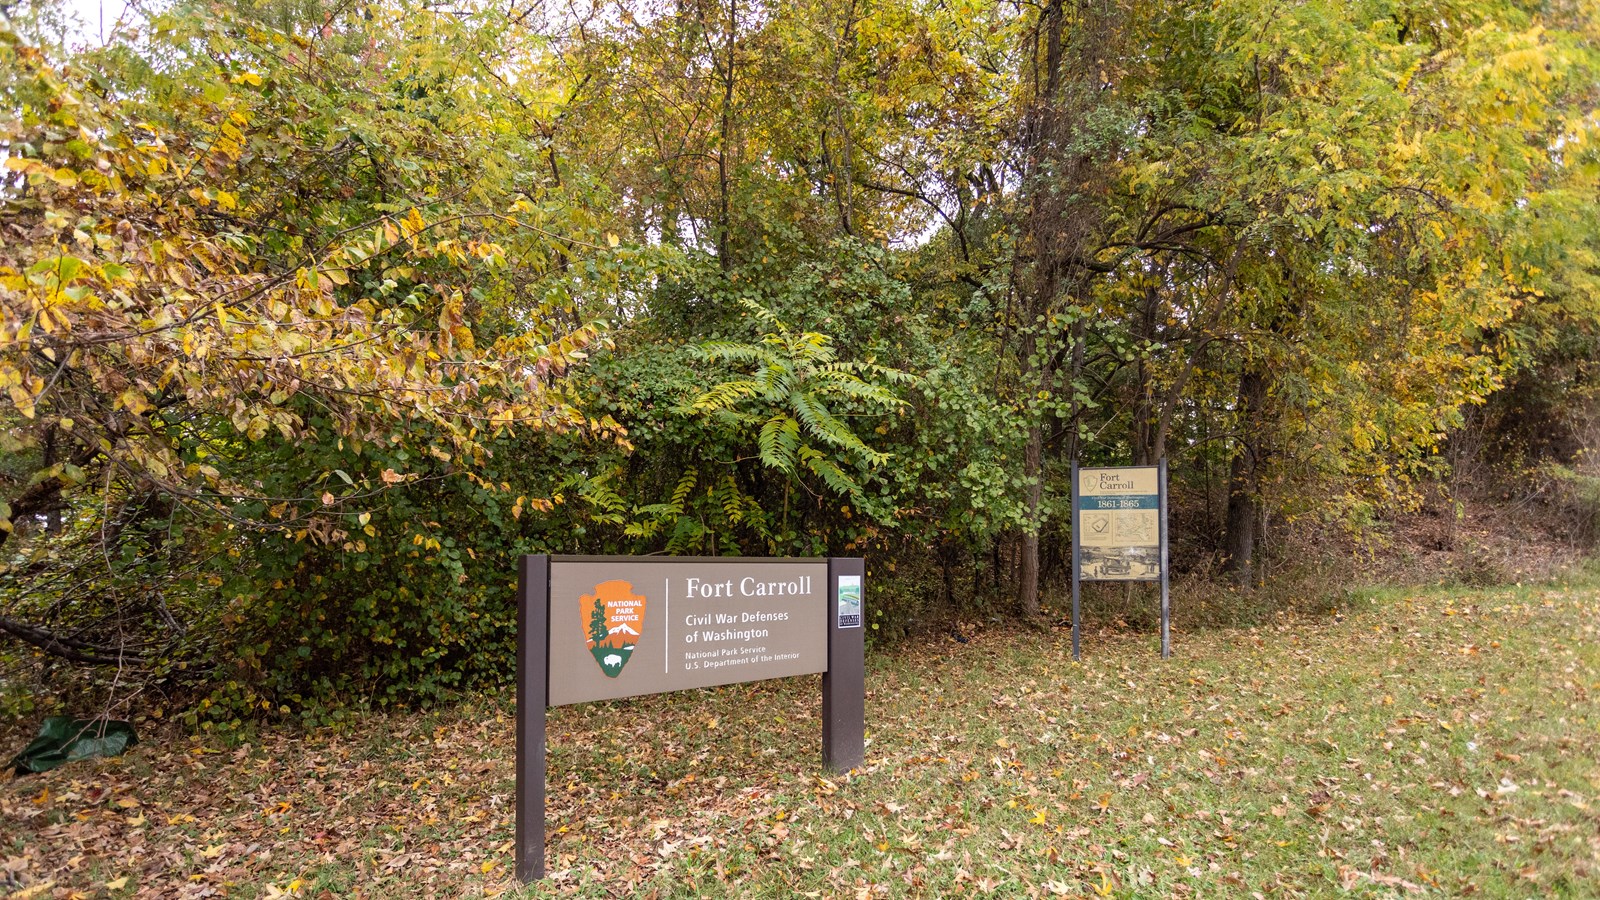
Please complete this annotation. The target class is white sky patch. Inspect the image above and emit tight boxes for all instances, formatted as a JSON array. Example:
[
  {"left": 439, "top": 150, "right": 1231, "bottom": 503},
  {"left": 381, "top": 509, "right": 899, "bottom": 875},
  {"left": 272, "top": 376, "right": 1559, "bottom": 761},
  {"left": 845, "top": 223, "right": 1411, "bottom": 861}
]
[{"left": 62, "top": 0, "right": 132, "bottom": 46}]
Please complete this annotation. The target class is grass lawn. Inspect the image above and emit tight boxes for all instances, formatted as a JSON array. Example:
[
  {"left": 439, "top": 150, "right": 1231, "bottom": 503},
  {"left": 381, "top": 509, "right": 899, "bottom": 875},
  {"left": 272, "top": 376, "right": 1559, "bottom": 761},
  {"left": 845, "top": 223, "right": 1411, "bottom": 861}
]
[{"left": 4, "top": 578, "right": 1599, "bottom": 898}]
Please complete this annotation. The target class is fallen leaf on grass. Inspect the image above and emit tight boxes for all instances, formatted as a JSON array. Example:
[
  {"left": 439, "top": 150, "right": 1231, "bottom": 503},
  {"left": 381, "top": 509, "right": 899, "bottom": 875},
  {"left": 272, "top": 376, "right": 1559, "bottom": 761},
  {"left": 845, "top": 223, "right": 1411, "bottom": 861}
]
[{"left": 384, "top": 852, "right": 414, "bottom": 871}]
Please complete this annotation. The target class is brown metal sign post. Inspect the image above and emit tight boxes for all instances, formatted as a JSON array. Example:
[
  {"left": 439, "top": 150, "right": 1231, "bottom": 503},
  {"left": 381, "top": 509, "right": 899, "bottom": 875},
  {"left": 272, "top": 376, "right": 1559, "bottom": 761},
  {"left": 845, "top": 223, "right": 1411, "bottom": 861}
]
[
  {"left": 823, "top": 557, "right": 865, "bottom": 772},
  {"left": 515, "top": 555, "right": 864, "bottom": 883},
  {"left": 515, "top": 554, "right": 548, "bottom": 883}
]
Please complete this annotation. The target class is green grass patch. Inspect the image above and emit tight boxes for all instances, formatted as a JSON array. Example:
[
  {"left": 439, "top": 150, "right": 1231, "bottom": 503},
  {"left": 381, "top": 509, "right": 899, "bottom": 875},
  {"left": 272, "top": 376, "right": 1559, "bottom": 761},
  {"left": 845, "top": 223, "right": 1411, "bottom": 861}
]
[{"left": 4, "top": 579, "right": 1598, "bottom": 897}]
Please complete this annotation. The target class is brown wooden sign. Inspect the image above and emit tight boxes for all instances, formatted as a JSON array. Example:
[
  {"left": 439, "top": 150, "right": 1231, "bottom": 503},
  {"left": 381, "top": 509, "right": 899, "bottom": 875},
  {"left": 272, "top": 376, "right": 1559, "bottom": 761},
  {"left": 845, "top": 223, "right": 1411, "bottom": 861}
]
[
  {"left": 516, "top": 555, "right": 864, "bottom": 883},
  {"left": 547, "top": 558, "right": 828, "bottom": 706}
]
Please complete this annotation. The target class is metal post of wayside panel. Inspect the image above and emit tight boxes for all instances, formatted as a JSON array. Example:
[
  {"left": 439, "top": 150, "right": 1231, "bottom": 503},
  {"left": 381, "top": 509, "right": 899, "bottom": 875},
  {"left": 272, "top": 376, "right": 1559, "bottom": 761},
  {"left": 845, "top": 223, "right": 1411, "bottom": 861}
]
[
  {"left": 515, "top": 555, "right": 549, "bottom": 883},
  {"left": 1159, "top": 459, "right": 1171, "bottom": 660},
  {"left": 822, "top": 557, "right": 865, "bottom": 773},
  {"left": 1070, "top": 459, "right": 1082, "bottom": 661}
]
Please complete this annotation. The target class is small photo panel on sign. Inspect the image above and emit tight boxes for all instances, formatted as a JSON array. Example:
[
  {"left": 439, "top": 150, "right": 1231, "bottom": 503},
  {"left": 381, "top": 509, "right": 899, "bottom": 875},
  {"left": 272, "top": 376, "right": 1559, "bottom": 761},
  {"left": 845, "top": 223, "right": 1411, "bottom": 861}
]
[{"left": 837, "top": 575, "right": 862, "bottom": 628}]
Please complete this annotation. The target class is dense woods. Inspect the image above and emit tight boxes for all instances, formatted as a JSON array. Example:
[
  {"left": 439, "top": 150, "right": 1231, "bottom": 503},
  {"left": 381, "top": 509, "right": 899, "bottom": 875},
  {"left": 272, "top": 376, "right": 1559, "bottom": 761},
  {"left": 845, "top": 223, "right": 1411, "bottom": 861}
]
[{"left": 2, "top": 0, "right": 1597, "bottom": 722}]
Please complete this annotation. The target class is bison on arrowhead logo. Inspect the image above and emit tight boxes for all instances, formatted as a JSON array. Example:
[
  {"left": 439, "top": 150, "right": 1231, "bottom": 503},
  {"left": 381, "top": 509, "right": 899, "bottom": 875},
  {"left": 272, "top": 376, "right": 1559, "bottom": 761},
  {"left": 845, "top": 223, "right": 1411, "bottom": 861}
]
[{"left": 580, "top": 580, "right": 647, "bottom": 678}]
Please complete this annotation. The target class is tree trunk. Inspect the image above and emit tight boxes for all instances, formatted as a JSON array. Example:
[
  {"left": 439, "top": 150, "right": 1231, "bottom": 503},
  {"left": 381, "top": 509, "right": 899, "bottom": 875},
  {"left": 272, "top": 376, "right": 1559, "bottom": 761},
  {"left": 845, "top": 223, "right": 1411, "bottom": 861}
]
[
  {"left": 1222, "top": 368, "right": 1268, "bottom": 585},
  {"left": 1018, "top": 425, "right": 1043, "bottom": 616},
  {"left": 1011, "top": 0, "right": 1066, "bottom": 618},
  {"left": 1222, "top": 463, "right": 1257, "bottom": 585},
  {"left": 715, "top": 0, "right": 737, "bottom": 269},
  {"left": 1132, "top": 283, "right": 1160, "bottom": 465},
  {"left": 990, "top": 538, "right": 1002, "bottom": 594},
  {"left": 42, "top": 423, "right": 61, "bottom": 533},
  {"left": 940, "top": 540, "right": 958, "bottom": 611}
]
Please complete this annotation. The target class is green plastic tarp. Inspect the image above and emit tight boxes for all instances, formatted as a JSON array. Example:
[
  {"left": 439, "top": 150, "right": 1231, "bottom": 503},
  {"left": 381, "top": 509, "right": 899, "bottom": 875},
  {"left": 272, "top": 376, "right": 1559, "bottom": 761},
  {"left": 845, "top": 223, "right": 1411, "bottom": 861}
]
[{"left": 9, "top": 716, "right": 139, "bottom": 775}]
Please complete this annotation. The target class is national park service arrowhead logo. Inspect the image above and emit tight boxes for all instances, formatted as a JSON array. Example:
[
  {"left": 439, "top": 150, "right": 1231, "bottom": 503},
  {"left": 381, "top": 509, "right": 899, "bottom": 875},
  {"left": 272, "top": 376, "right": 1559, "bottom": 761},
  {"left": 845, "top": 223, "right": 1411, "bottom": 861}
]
[{"left": 580, "top": 580, "right": 646, "bottom": 678}]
